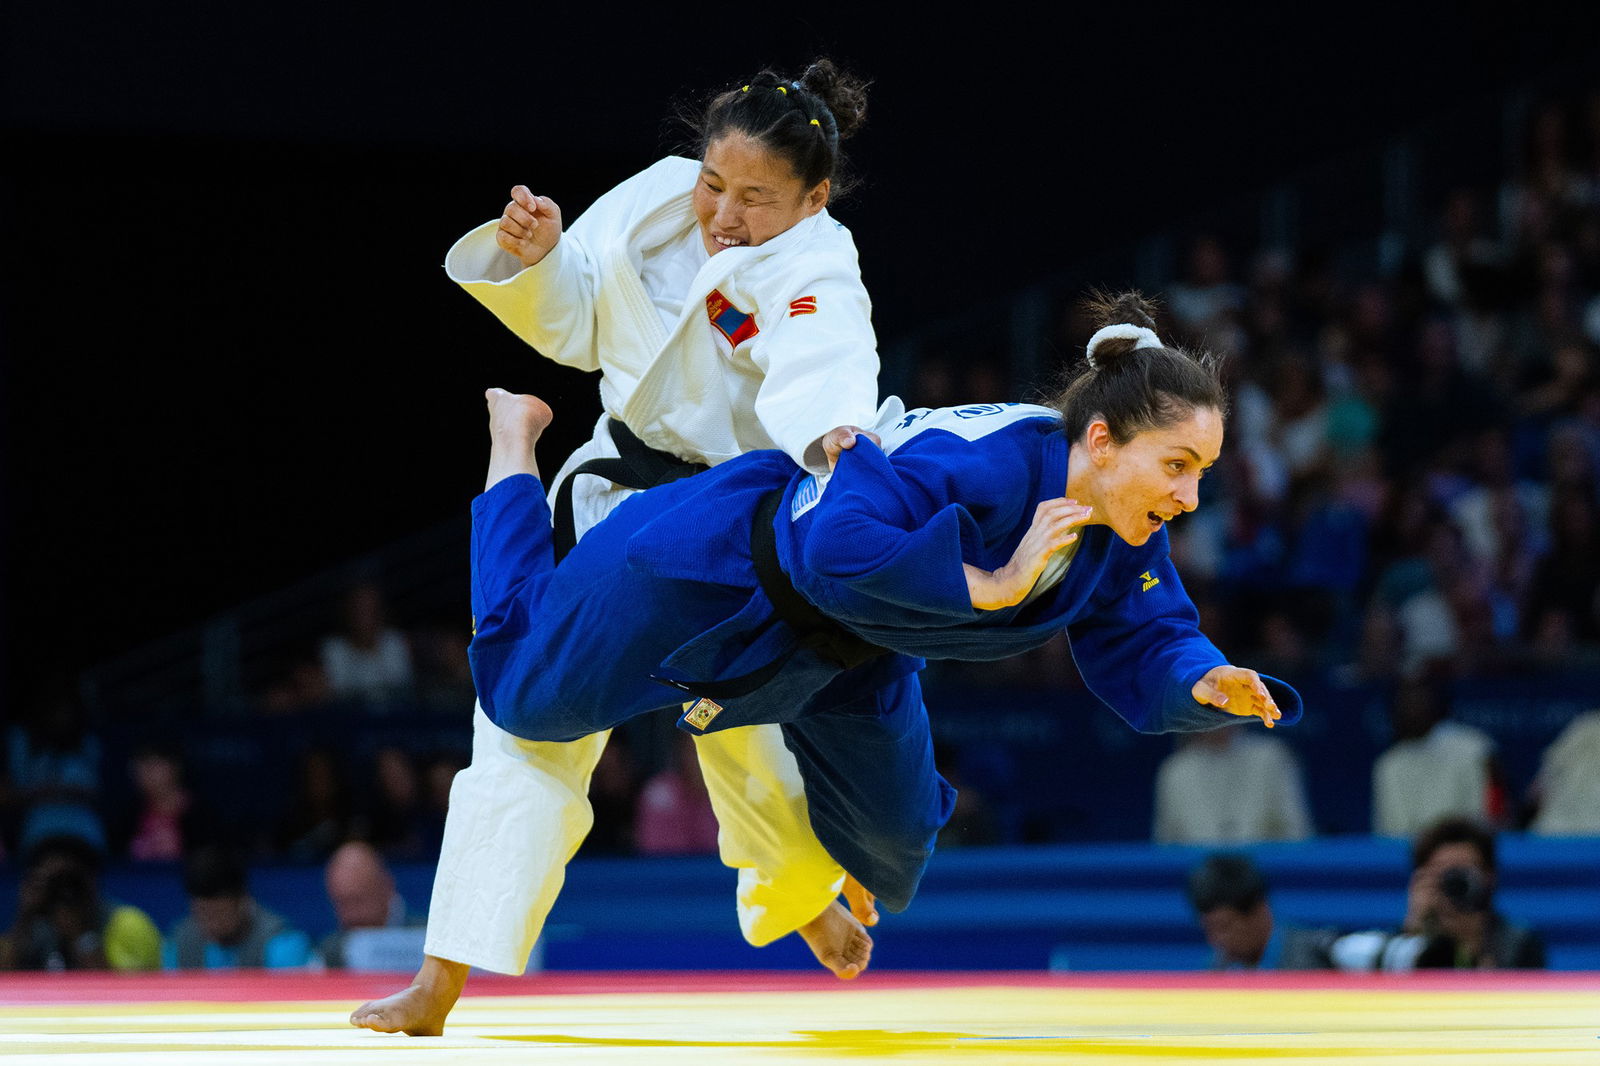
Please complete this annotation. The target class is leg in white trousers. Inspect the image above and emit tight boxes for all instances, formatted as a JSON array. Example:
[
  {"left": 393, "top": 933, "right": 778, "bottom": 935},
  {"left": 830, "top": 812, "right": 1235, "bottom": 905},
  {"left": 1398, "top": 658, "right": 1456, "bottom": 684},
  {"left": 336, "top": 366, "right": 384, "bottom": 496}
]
[
  {"left": 423, "top": 707, "right": 847, "bottom": 974},
  {"left": 424, "top": 417, "right": 847, "bottom": 974}
]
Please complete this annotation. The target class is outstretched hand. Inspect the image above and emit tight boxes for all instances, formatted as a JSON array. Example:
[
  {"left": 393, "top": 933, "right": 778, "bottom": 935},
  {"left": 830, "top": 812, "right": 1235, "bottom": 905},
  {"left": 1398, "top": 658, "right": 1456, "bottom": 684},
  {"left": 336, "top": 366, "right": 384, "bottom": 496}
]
[
  {"left": 496, "top": 185, "right": 564, "bottom": 268},
  {"left": 821, "top": 425, "right": 882, "bottom": 471},
  {"left": 1191, "top": 665, "right": 1281, "bottom": 728},
  {"left": 965, "top": 498, "right": 1095, "bottom": 610}
]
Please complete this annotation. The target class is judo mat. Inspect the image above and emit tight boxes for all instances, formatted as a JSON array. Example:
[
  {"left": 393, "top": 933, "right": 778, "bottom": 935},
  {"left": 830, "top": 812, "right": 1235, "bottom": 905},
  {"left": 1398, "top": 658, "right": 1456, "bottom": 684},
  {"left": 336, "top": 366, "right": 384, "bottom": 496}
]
[{"left": 1, "top": 970, "right": 1596, "bottom": 1064}]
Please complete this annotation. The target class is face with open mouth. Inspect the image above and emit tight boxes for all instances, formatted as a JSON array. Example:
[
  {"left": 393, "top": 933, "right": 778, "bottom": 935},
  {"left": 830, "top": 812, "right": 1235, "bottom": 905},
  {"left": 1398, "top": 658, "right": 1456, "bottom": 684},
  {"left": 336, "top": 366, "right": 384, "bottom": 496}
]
[
  {"left": 692, "top": 132, "right": 830, "bottom": 258},
  {"left": 1089, "top": 406, "right": 1224, "bottom": 547}
]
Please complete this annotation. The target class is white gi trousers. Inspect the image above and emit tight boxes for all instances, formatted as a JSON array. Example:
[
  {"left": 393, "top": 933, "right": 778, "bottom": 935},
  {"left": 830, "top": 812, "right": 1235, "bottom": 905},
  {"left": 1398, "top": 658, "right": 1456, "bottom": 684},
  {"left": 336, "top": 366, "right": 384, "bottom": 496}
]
[{"left": 423, "top": 416, "right": 847, "bottom": 974}]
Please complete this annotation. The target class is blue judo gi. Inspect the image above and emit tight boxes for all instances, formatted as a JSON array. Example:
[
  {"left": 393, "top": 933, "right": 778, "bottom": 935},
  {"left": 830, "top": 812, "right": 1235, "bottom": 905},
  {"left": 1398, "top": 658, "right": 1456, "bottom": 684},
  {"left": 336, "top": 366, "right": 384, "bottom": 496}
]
[{"left": 469, "top": 403, "right": 1303, "bottom": 911}]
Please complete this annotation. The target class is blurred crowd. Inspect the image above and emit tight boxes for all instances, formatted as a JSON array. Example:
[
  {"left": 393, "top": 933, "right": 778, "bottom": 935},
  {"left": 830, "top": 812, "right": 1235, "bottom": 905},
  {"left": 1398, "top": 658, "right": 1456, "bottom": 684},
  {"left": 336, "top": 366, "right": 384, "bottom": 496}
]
[
  {"left": 923, "top": 92, "right": 1600, "bottom": 694},
  {"left": 5, "top": 88, "right": 1600, "bottom": 972}
]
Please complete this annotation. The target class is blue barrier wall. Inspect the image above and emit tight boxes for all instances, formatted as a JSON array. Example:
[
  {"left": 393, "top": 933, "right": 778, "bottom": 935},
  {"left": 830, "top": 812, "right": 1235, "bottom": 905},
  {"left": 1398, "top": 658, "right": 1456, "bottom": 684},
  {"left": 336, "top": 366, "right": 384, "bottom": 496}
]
[{"left": 3, "top": 837, "right": 1595, "bottom": 971}]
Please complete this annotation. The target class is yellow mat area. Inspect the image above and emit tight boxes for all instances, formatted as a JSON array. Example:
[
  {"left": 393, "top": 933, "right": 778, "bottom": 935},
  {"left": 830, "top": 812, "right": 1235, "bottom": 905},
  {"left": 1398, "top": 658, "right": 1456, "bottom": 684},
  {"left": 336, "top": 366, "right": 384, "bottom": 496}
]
[{"left": 0, "top": 983, "right": 1594, "bottom": 1064}]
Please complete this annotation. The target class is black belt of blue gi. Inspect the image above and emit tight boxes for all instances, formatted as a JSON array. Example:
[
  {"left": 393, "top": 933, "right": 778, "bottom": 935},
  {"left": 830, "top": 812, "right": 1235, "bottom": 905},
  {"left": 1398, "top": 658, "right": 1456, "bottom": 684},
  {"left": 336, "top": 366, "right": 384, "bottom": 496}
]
[
  {"left": 651, "top": 487, "right": 889, "bottom": 703},
  {"left": 552, "top": 418, "right": 709, "bottom": 561}
]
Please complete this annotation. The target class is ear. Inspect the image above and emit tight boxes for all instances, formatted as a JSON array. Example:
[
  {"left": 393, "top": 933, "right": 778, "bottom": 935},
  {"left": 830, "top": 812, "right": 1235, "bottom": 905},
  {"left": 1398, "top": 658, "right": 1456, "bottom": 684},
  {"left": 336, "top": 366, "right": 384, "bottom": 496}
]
[
  {"left": 805, "top": 178, "right": 830, "bottom": 216},
  {"left": 1085, "top": 419, "right": 1114, "bottom": 465}
]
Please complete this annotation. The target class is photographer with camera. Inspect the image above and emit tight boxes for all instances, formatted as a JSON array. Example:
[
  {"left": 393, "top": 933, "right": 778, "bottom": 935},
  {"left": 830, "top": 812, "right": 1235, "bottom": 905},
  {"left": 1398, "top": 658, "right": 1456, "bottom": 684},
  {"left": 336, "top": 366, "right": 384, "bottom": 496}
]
[
  {"left": 1402, "top": 816, "right": 1545, "bottom": 969},
  {"left": 1331, "top": 816, "right": 1546, "bottom": 971}
]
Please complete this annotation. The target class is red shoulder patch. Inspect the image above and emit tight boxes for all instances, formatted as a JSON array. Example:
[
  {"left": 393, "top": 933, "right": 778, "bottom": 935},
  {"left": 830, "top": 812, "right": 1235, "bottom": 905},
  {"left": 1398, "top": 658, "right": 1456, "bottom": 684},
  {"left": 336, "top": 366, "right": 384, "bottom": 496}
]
[{"left": 788, "top": 295, "right": 818, "bottom": 317}]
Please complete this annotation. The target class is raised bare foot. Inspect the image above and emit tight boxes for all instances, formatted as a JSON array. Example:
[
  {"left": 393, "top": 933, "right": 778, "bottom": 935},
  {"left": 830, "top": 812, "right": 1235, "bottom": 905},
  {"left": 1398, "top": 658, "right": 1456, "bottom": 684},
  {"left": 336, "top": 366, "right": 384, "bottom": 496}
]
[
  {"left": 798, "top": 899, "right": 872, "bottom": 980},
  {"left": 350, "top": 956, "right": 468, "bottom": 1036},
  {"left": 484, "top": 388, "right": 554, "bottom": 490},
  {"left": 485, "top": 388, "right": 553, "bottom": 438},
  {"left": 842, "top": 875, "right": 879, "bottom": 927}
]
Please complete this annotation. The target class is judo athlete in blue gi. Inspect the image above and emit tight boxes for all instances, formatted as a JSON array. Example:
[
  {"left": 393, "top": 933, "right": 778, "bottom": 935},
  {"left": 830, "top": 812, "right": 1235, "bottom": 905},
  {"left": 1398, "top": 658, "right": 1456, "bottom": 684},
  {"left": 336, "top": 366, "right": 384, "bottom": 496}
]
[{"left": 467, "top": 291, "right": 1303, "bottom": 919}]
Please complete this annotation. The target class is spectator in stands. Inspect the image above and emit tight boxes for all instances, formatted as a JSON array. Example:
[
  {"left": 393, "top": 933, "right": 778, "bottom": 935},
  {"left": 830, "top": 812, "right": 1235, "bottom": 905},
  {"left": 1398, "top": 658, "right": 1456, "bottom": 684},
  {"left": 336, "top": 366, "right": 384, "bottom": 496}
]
[
  {"left": 318, "top": 842, "right": 422, "bottom": 969},
  {"left": 407, "top": 615, "right": 477, "bottom": 714},
  {"left": 416, "top": 751, "right": 466, "bottom": 859},
  {"left": 1525, "top": 710, "right": 1600, "bottom": 835},
  {"left": 1371, "top": 677, "right": 1497, "bottom": 837},
  {"left": 1185, "top": 853, "right": 1335, "bottom": 970},
  {"left": 358, "top": 746, "right": 427, "bottom": 861},
  {"left": 1393, "top": 520, "right": 1471, "bottom": 678},
  {"left": 274, "top": 746, "right": 353, "bottom": 863},
  {"left": 1167, "top": 235, "right": 1245, "bottom": 335},
  {"left": 166, "top": 846, "right": 311, "bottom": 969},
  {"left": 3, "top": 679, "right": 105, "bottom": 859},
  {"left": 932, "top": 741, "right": 1000, "bottom": 848},
  {"left": 1331, "top": 817, "right": 1545, "bottom": 971},
  {"left": 256, "top": 642, "right": 332, "bottom": 715},
  {"left": 1402, "top": 817, "right": 1544, "bottom": 968},
  {"left": 320, "top": 580, "right": 415, "bottom": 707},
  {"left": 0, "top": 835, "right": 161, "bottom": 972},
  {"left": 1334, "top": 603, "right": 1405, "bottom": 686},
  {"left": 634, "top": 731, "right": 719, "bottom": 855},
  {"left": 1522, "top": 486, "right": 1600, "bottom": 648},
  {"left": 122, "top": 744, "right": 191, "bottom": 862},
  {"left": 1153, "top": 727, "right": 1312, "bottom": 844},
  {"left": 1423, "top": 189, "right": 1503, "bottom": 314}
]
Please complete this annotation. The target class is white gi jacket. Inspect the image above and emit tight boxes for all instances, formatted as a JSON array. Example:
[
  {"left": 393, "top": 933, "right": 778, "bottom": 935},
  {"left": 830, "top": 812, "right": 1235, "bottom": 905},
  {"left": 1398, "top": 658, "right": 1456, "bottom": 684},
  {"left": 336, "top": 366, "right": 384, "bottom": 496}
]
[{"left": 445, "top": 155, "right": 881, "bottom": 476}]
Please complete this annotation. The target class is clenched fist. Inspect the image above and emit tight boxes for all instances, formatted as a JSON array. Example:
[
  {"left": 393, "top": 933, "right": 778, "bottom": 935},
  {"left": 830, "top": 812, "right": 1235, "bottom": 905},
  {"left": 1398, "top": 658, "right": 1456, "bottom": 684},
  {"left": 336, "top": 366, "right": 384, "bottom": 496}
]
[{"left": 497, "top": 185, "right": 563, "bottom": 268}]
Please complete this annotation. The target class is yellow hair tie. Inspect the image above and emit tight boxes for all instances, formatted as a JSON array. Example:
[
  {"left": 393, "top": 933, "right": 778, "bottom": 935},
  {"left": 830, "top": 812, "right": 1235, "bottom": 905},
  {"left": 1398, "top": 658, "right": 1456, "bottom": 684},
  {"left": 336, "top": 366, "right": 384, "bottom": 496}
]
[
  {"left": 809, "top": 119, "right": 820, "bottom": 127},
  {"left": 776, "top": 86, "right": 787, "bottom": 95},
  {"left": 740, "top": 85, "right": 750, "bottom": 92}
]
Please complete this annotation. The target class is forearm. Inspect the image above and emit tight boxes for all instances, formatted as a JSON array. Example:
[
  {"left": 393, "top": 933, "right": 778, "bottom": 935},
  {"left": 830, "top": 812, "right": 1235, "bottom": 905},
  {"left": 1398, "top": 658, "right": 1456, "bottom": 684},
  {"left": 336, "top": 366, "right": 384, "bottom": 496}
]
[
  {"left": 448, "top": 228, "right": 601, "bottom": 370},
  {"left": 963, "top": 563, "right": 1031, "bottom": 611}
]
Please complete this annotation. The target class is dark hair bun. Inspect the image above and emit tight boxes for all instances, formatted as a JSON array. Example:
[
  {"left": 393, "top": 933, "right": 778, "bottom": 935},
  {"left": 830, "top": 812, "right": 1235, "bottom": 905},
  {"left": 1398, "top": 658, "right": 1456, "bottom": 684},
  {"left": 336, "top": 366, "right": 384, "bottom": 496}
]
[
  {"left": 798, "top": 58, "right": 870, "bottom": 141},
  {"left": 1081, "top": 289, "right": 1163, "bottom": 369}
]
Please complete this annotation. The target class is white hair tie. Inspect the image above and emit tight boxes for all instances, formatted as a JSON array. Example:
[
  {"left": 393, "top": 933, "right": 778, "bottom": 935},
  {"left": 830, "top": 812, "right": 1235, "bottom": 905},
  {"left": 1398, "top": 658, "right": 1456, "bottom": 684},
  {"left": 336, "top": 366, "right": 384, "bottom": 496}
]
[{"left": 1085, "top": 323, "right": 1163, "bottom": 370}]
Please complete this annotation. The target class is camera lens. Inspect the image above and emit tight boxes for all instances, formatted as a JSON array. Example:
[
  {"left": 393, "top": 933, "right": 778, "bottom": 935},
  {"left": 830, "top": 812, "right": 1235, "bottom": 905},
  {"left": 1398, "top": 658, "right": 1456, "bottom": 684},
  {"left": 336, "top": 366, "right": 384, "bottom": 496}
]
[{"left": 1438, "top": 866, "right": 1490, "bottom": 912}]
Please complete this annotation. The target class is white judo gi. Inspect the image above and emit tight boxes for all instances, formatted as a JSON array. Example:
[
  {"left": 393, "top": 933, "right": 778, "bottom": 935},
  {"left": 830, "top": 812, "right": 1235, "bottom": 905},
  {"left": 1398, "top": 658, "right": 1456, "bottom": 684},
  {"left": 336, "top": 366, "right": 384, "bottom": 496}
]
[{"left": 426, "top": 156, "right": 883, "bottom": 973}]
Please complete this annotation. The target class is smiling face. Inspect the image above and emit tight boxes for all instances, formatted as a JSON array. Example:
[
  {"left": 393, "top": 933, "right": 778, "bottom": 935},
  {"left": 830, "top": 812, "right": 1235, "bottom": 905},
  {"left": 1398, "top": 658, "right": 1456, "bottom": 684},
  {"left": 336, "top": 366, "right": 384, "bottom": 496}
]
[
  {"left": 692, "top": 132, "right": 829, "bottom": 257},
  {"left": 1083, "top": 406, "right": 1225, "bottom": 546}
]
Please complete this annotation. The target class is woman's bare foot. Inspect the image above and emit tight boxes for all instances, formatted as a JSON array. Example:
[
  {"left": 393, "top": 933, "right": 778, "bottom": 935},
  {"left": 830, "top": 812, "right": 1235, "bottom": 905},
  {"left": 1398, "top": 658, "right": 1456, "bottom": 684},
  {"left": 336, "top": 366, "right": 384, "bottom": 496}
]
[
  {"left": 842, "top": 875, "right": 879, "bottom": 927},
  {"left": 484, "top": 388, "right": 554, "bottom": 491},
  {"left": 349, "top": 955, "right": 469, "bottom": 1036},
  {"left": 798, "top": 900, "right": 872, "bottom": 980}
]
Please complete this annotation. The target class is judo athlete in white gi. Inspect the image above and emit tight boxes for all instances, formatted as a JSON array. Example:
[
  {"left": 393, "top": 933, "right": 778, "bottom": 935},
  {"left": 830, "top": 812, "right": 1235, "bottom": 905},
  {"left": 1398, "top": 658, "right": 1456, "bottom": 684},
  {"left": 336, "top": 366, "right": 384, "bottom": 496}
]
[
  {"left": 444, "top": 291, "right": 1303, "bottom": 985},
  {"left": 353, "top": 61, "right": 885, "bottom": 1036}
]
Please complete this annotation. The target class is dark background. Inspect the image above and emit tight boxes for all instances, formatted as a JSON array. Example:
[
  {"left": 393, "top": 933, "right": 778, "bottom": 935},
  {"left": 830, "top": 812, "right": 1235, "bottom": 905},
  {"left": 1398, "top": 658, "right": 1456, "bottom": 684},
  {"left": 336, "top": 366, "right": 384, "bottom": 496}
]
[{"left": 4, "top": 4, "right": 1597, "bottom": 710}]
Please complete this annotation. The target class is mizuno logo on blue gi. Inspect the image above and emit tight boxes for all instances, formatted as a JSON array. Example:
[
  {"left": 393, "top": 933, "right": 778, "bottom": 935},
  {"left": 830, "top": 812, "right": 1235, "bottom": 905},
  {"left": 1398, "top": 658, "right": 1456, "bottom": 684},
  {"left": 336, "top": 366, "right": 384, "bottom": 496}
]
[{"left": 1141, "top": 571, "right": 1160, "bottom": 591}]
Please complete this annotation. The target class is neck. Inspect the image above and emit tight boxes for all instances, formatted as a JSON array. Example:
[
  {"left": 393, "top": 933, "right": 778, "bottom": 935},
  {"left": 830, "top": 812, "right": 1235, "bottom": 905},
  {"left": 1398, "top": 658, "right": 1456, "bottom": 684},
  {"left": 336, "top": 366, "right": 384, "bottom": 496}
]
[{"left": 1064, "top": 438, "right": 1107, "bottom": 525}]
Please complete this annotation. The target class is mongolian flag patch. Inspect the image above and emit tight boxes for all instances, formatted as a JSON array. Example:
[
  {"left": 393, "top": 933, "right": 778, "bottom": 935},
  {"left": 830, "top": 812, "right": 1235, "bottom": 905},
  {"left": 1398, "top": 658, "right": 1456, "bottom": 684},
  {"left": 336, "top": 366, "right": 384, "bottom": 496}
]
[
  {"left": 788, "top": 295, "right": 818, "bottom": 317},
  {"left": 706, "top": 289, "right": 760, "bottom": 346}
]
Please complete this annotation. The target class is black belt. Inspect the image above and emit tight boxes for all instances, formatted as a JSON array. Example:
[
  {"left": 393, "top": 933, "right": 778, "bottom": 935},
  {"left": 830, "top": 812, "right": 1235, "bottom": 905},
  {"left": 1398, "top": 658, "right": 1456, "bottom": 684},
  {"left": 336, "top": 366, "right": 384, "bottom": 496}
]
[
  {"left": 652, "top": 488, "right": 888, "bottom": 703},
  {"left": 552, "top": 418, "right": 708, "bottom": 561}
]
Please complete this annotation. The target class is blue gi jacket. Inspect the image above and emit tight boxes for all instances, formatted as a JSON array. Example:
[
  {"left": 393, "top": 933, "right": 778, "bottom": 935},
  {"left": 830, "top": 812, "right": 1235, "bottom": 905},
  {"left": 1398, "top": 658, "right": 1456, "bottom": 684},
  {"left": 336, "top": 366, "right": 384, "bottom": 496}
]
[
  {"left": 470, "top": 404, "right": 1305, "bottom": 738},
  {"left": 468, "top": 403, "right": 1304, "bottom": 909}
]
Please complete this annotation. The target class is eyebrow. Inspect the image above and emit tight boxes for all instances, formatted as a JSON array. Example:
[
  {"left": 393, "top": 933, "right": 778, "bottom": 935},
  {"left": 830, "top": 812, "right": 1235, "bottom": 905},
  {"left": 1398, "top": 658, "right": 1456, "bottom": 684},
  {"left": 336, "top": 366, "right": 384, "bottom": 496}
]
[{"left": 1171, "top": 446, "right": 1219, "bottom": 466}]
